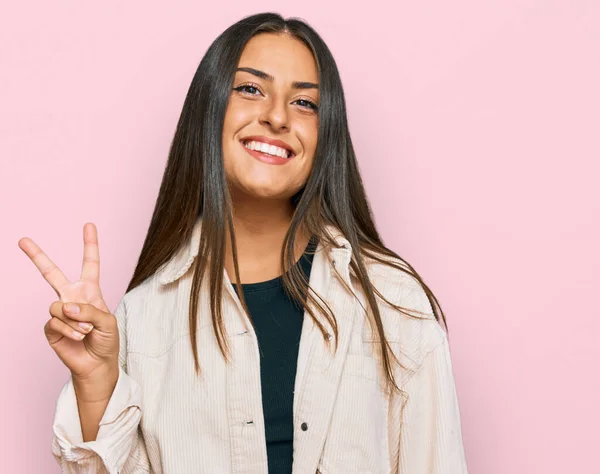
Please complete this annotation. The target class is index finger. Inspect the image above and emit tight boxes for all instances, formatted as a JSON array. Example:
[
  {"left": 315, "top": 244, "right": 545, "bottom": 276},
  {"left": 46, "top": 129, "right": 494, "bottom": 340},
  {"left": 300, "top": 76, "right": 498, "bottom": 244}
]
[{"left": 18, "top": 237, "right": 70, "bottom": 294}]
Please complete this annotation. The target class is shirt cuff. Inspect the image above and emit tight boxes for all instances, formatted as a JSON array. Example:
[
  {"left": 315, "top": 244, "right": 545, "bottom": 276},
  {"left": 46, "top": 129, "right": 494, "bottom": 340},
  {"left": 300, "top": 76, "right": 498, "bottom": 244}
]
[{"left": 52, "top": 365, "right": 143, "bottom": 473}]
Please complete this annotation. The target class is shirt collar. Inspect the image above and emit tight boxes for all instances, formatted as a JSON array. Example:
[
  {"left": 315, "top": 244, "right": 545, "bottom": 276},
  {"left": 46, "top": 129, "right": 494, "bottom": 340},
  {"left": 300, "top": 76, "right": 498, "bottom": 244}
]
[{"left": 157, "top": 215, "right": 352, "bottom": 286}]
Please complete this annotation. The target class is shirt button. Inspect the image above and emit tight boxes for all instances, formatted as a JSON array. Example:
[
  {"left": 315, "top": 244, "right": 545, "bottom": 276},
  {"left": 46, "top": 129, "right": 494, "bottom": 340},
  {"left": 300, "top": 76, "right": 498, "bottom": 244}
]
[
  {"left": 325, "top": 333, "right": 333, "bottom": 341},
  {"left": 301, "top": 422, "right": 308, "bottom": 431}
]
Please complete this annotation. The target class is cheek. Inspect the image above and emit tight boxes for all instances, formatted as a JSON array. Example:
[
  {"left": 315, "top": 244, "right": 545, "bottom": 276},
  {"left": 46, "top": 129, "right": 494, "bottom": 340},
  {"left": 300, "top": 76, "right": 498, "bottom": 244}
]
[
  {"left": 298, "top": 120, "right": 319, "bottom": 157},
  {"left": 296, "top": 129, "right": 318, "bottom": 182},
  {"left": 222, "top": 107, "right": 239, "bottom": 137},
  {"left": 222, "top": 99, "right": 255, "bottom": 136},
  {"left": 221, "top": 107, "right": 247, "bottom": 165},
  {"left": 293, "top": 120, "right": 318, "bottom": 182}
]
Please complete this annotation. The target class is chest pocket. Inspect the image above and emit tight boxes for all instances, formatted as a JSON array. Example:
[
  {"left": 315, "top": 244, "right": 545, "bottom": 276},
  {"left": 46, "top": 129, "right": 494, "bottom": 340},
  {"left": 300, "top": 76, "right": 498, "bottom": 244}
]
[
  {"left": 315, "top": 288, "right": 398, "bottom": 473},
  {"left": 317, "top": 351, "right": 391, "bottom": 473},
  {"left": 347, "top": 289, "right": 403, "bottom": 361},
  {"left": 317, "top": 333, "right": 393, "bottom": 471}
]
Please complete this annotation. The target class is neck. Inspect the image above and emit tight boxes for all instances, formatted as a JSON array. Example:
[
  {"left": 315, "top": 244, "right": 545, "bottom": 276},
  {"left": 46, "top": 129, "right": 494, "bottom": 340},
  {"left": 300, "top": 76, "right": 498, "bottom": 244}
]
[{"left": 223, "top": 190, "right": 311, "bottom": 284}]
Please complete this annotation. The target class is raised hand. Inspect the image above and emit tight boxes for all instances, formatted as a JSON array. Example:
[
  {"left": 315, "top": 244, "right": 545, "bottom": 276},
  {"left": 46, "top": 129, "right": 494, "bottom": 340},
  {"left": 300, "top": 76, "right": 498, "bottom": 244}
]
[{"left": 18, "top": 223, "right": 119, "bottom": 385}]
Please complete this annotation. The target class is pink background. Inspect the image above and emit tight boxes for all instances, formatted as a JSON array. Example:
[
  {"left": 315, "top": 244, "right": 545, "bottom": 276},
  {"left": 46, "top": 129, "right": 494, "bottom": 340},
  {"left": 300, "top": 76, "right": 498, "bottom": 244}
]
[{"left": 1, "top": 1, "right": 598, "bottom": 472}]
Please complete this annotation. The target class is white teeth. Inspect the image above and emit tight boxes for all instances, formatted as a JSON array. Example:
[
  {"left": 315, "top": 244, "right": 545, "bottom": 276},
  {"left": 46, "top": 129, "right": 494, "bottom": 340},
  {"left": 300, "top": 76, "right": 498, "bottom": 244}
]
[{"left": 243, "top": 140, "right": 291, "bottom": 158}]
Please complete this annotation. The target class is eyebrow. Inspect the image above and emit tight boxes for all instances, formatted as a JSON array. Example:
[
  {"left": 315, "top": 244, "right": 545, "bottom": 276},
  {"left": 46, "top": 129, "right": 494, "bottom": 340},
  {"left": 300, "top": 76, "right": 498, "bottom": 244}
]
[{"left": 236, "top": 67, "right": 319, "bottom": 90}]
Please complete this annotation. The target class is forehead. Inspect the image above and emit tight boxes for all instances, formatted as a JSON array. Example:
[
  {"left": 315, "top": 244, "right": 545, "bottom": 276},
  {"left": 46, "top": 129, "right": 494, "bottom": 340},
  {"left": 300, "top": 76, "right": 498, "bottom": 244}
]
[{"left": 237, "top": 33, "right": 318, "bottom": 83}]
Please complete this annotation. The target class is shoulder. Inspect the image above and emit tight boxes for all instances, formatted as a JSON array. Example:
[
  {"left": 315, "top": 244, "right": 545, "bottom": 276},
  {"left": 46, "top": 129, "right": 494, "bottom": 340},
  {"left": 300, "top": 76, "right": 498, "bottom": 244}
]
[
  {"left": 358, "top": 252, "right": 447, "bottom": 379},
  {"left": 112, "top": 272, "right": 186, "bottom": 355},
  {"left": 112, "top": 273, "right": 163, "bottom": 322}
]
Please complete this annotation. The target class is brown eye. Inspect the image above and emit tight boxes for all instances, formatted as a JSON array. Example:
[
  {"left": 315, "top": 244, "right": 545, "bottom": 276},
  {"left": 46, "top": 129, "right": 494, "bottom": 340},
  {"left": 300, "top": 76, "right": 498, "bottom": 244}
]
[
  {"left": 233, "top": 84, "right": 262, "bottom": 96},
  {"left": 294, "top": 98, "right": 318, "bottom": 111}
]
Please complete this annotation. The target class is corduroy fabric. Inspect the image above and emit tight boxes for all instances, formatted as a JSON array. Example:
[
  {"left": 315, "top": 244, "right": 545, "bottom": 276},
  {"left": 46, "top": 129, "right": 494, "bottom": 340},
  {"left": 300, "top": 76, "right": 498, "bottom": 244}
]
[{"left": 51, "top": 216, "right": 468, "bottom": 474}]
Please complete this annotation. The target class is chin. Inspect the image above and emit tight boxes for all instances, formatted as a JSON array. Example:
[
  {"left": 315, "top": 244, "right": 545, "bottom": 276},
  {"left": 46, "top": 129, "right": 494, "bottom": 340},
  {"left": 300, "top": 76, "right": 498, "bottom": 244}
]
[
  {"left": 243, "top": 181, "right": 299, "bottom": 200},
  {"left": 247, "top": 188, "right": 290, "bottom": 200}
]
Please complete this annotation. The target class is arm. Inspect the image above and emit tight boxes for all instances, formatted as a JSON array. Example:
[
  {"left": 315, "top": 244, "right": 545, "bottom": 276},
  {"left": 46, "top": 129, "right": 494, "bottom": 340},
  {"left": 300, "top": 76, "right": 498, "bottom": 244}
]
[
  {"left": 74, "top": 366, "right": 119, "bottom": 443},
  {"left": 51, "top": 297, "right": 151, "bottom": 474},
  {"left": 397, "top": 334, "right": 469, "bottom": 474}
]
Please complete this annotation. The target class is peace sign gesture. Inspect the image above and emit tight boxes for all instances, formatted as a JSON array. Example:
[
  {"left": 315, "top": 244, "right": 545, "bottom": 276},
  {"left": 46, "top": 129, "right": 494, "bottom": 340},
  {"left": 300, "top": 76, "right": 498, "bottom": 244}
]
[{"left": 18, "top": 223, "right": 119, "bottom": 385}]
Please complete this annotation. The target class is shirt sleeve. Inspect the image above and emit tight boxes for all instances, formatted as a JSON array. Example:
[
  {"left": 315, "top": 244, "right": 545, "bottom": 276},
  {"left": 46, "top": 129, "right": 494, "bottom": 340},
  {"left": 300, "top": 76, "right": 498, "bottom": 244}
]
[
  {"left": 51, "top": 297, "right": 151, "bottom": 474},
  {"left": 397, "top": 334, "right": 469, "bottom": 474}
]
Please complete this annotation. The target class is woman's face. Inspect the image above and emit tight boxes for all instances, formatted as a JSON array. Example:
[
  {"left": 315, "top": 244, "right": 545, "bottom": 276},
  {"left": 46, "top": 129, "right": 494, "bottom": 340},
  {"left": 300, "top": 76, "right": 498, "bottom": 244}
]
[{"left": 221, "top": 33, "right": 319, "bottom": 202}]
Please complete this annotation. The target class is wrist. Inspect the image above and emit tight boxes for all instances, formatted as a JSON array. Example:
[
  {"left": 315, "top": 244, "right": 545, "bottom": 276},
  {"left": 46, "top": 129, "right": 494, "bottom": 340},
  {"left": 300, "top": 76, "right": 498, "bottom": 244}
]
[{"left": 73, "top": 365, "right": 119, "bottom": 403}]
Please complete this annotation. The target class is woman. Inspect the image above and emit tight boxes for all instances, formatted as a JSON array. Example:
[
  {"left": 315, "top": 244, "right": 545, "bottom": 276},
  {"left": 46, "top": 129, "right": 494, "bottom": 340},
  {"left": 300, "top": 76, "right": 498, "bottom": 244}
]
[{"left": 20, "top": 12, "right": 468, "bottom": 474}]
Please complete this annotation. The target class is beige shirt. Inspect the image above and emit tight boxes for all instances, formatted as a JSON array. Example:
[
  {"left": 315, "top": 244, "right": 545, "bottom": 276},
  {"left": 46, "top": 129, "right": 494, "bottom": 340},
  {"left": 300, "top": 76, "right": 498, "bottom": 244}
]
[{"left": 51, "top": 216, "right": 469, "bottom": 473}]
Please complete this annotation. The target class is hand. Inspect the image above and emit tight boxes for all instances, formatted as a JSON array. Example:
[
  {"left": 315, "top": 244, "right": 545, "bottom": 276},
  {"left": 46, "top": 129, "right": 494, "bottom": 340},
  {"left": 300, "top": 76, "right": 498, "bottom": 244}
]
[{"left": 19, "top": 223, "right": 119, "bottom": 383}]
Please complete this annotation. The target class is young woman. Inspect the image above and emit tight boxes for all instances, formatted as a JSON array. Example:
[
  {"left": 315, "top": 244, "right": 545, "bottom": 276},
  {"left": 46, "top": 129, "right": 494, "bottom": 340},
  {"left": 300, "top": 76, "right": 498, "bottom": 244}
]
[{"left": 20, "top": 12, "right": 468, "bottom": 474}]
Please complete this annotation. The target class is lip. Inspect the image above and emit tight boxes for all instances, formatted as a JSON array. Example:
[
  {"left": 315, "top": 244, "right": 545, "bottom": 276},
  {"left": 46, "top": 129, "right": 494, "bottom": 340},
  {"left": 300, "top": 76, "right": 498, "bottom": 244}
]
[
  {"left": 240, "top": 140, "right": 295, "bottom": 165},
  {"left": 240, "top": 135, "right": 295, "bottom": 157}
]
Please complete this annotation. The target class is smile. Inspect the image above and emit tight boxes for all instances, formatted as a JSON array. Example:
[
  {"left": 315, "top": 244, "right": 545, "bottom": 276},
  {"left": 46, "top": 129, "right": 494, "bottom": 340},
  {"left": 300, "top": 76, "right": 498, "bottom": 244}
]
[
  {"left": 242, "top": 140, "right": 292, "bottom": 158},
  {"left": 240, "top": 138, "right": 297, "bottom": 165}
]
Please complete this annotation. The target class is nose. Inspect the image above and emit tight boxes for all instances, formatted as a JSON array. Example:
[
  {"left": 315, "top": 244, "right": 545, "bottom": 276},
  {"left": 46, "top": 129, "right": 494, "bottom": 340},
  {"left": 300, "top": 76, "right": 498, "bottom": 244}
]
[{"left": 259, "top": 95, "right": 289, "bottom": 131}]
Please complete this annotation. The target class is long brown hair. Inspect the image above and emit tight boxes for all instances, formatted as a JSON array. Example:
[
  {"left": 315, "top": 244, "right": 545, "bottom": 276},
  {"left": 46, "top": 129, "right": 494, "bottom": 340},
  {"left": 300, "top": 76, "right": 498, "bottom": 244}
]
[{"left": 126, "top": 12, "right": 448, "bottom": 393}]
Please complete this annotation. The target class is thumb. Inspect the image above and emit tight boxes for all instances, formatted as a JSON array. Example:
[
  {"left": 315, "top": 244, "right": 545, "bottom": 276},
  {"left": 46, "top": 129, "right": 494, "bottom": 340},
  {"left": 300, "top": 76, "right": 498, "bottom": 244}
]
[{"left": 62, "top": 302, "right": 116, "bottom": 333}]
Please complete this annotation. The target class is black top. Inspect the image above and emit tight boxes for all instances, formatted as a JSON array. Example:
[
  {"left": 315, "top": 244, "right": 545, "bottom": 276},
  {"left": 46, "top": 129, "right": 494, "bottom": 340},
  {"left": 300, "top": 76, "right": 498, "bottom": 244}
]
[{"left": 241, "top": 236, "right": 318, "bottom": 474}]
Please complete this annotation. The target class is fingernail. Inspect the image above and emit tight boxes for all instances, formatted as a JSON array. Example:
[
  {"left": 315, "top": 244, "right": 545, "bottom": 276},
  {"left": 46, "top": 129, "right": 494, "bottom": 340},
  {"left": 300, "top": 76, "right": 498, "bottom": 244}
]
[
  {"left": 72, "top": 330, "right": 85, "bottom": 340},
  {"left": 78, "top": 322, "right": 93, "bottom": 332},
  {"left": 65, "top": 303, "right": 80, "bottom": 314}
]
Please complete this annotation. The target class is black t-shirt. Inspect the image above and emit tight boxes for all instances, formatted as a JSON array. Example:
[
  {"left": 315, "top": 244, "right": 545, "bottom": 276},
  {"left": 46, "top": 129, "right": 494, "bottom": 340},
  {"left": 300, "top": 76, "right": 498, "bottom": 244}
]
[{"left": 240, "top": 236, "right": 318, "bottom": 474}]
